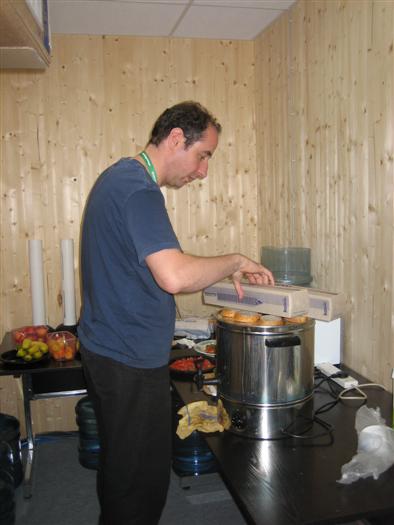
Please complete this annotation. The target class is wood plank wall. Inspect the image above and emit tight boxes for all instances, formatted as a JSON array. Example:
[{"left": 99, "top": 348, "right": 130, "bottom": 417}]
[
  {"left": 0, "top": 0, "right": 393, "bottom": 434},
  {"left": 0, "top": 35, "right": 258, "bottom": 433},
  {"left": 256, "top": 0, "right": 394, "bottom": 388}
]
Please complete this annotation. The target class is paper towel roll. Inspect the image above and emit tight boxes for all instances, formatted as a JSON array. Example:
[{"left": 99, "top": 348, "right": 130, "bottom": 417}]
[
  {"left": 28, "top": 239, "right": 47, "bottom": 326},
  {"left": 61, "top": 239, "right": 77, "bottom": 326}
]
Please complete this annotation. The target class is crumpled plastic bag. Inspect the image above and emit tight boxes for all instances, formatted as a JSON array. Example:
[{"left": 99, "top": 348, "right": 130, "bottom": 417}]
[
  {"left": 174, "top": 317, "right": 212, "bottom": 340},
  {"left": 176, "top": 400, "right": 230, "bottom": 439},
  {"left": 337, "top": 405, "right": 394, "bottom": 484}
]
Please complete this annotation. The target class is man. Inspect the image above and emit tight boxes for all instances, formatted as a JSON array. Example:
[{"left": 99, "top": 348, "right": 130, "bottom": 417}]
[{"left": 78, "top": 101, "right": 274, "bottom": 525}]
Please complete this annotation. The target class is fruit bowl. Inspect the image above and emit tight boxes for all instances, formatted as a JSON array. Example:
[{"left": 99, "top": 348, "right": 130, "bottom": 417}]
[
  {"left": 1, "top": 349, "right": 50, "bottom": 368},
  {"left": 13, "top": 337, "right": 49, "bottom": 363},
  {"left": 12, "top": 325, "right": 49, "bottom": 347},
  {"left": 47, "top": 331, "right": 77, "bottom": 362}
]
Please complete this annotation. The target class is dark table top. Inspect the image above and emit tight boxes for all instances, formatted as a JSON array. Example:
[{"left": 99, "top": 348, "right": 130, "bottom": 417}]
[
  {"left": 0, "top": 332, "right": 83, "bottom": 377},
  {"left": 0, "top": 352, "right": 83, "bottom": 377},
  {"left": 171, "top": 349, "right": 394, "bottom": 525}
]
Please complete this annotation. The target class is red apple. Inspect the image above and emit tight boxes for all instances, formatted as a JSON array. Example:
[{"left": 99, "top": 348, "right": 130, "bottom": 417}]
[
  {"left": 35, "top": 326, "right": 48, "bottom": 338},
  {"left": 14, "top": 331, "right": 25, "bottom": 344}
]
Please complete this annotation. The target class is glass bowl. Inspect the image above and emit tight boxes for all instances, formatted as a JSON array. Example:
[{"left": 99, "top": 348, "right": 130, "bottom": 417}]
[
  {"left": 12, "top": 325, "right": 49, "bottom": 347},
  {"left": 47, "top": 331, "right": 77, "bottom": 362}
]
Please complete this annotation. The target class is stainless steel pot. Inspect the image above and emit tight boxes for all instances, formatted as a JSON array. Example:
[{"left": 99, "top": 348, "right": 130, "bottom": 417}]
[{"left": 215, "top": 314, "right": 315, "bottom": 439}]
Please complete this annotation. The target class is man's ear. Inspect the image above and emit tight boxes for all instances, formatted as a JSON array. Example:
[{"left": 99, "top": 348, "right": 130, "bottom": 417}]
[{"left": 167, "top": 127, "right": 185, "bottom": 150}]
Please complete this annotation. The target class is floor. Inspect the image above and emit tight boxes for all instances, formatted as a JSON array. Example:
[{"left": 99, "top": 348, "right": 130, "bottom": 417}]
[{"left": 13, "top": 433, "right": 247, "bottom": 525}]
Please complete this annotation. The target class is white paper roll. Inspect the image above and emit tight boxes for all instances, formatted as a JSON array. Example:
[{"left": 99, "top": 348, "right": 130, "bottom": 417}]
[
  {"left": 61, "top": 239, "right": 77, "bottom": 326},
  {"left": 28, "top": 239, "right": 47, "bottom": 326}
]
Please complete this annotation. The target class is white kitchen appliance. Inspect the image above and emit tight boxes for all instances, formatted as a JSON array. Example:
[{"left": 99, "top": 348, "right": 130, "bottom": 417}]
[{"left": 314, "top": 317, "right": 342, "bottom": 365}]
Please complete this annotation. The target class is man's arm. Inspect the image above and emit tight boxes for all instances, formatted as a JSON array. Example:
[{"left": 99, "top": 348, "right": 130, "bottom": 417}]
[{"left": 145, "top": 249, "right": 274, "bottom": 299}]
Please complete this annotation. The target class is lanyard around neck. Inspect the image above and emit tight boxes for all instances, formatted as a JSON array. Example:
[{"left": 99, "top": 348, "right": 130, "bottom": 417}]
[{"left": 140, "top": 151, "right": 158, "bottom": 184}]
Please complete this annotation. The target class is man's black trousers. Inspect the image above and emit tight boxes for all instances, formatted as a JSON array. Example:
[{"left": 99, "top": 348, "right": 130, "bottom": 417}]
[{"left": 81, "top": 347, "right": 171, "bottom": 525}]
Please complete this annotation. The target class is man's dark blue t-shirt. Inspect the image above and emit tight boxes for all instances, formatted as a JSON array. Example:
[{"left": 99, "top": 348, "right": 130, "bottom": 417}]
[{"left": 78, "top": 158, "right": 181, "bottom": 368}]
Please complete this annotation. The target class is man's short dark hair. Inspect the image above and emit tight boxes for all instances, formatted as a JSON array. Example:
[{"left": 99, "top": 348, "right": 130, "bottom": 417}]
[{"left": 148, "top": 101, "right": 222, "bottom": 148}]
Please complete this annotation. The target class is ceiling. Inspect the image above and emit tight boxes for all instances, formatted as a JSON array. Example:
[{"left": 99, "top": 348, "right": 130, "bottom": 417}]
[{"left": 48, "top": 0, "right": 296, "bottom": 41}]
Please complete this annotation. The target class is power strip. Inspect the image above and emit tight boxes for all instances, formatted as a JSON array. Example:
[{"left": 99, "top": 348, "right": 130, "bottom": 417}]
[{"left": 316, "top": 362, "right": 359, "bottom": 389}]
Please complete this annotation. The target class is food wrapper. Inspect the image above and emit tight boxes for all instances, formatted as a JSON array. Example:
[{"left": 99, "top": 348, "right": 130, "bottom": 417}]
[
  {"left": 174, "top": 317, "right": 212, "bottom": 339},
  {"left": 176, "top": 400, "right": 230, "bottom": 439}
]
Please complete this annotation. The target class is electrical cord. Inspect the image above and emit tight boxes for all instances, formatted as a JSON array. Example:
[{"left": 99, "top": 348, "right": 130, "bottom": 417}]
[
  {"left": 276, "top": 371, "right": 338, "bottom": 442},
  {"left": 280, "top": 371, "right": 384, "bottom": 443},
  {"left": 314, "top": 370, "right": 345, "bottom": 398},
  {"left": 313, "top": 371, "right": 344, "bottom": 412},
  {"left": 312, "top": 370, "right": 386, "bottom": 421},
  {"left": 267, "top": 372, "right": 385, "bottom": 444},
  {"left": 280, "top": 413, "right": 334, "bottom": 445},
  {"left": 314, "top": 367, "right": 386, "bottom": 403},
  {"left": 338, "top": 383, "right": 386, "bottom": 401}
]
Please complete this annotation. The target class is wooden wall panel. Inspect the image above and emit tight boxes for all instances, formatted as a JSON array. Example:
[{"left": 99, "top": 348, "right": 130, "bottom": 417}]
[
  {"left": 1, "top": 0, "right": 393, "bottom": 434},
  {"left": 0, "top": 35, "right": 257, "bottom": 432},
  {"left": 1, "top": 35, "right": 257, "bottom": 327},
  {"left": 255, "top": 13, "right": 291, "bottom": 249},
  {"left": 255, "top": 0, "right": 394, "bottom": 388}
]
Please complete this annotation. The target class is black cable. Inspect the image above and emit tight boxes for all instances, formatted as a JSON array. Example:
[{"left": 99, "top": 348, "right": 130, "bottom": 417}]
[
  {"left": 314, "top": 369, "right": 350, "bottom": 398},
  {"left": 278, "top": 371, "right": 341, "bottom": 444},
  {"left": 280, "top": 367, "right": 378, "bottom": 445},
  {"left": 280, "top": 414, "right": 334, "bottom": 445},
  {"left": 314, "top": 399, "right": 339, "bottom": 415}
]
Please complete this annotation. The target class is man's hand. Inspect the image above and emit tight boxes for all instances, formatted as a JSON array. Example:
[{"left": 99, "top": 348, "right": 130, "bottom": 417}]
[
  {"left": 146, "top": 249, "right": 274, "bottom": 296},
  {"left": 232, "top": 259, "right": 274, "bottom": 300}
]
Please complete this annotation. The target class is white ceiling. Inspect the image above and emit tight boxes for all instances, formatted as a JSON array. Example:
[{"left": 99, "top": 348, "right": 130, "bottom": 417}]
[{"left": 48, "top": 0, "right": 296, "bottom": 41}]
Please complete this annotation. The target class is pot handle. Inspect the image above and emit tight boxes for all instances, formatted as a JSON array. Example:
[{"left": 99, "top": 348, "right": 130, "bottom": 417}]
[{"left": 265, "top": 335, "right": 301, "bottom": 348}]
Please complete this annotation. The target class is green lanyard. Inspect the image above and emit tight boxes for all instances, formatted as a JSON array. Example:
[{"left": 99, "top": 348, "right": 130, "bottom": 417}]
[{"left": 140, "top": 151, "right": 158, "bottom": 184}]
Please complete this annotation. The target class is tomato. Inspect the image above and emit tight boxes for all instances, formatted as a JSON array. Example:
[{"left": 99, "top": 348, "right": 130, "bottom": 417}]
[{"left": 169, "top": 356, "right": 214, "bottom": 373}]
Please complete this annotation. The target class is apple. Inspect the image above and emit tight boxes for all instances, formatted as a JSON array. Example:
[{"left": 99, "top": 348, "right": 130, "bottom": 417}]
[
  {"left": 14, "top": 331, "right": 25, "bottom": 344},
  {"left": 12, "top": 325, "right": 49, "bottom": 347},
  {"left": 35, "top": 326, "right": 48, "bottom": 338}
]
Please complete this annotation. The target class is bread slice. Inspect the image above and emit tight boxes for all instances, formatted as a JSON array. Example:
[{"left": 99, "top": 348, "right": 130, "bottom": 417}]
[
  {"left": 258, "top": 315, "right": 284, "bottom": 326},
  {"left": 233, "top": 310, "right": 261, "bottom": 324},
  {"left": 286, "top": 315, "right": 309, "bottom": 324},
  {"left": 220, "top": 308, "right": 237, "bottom": 319}
]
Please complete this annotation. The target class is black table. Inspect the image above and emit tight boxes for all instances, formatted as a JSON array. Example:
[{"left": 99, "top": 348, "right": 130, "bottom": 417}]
[
  {"left": 0, "top": 334, "right": 86, "bottom": 497},
  {"left": 171, "top": 351, "right": 394, "bottom": 525}
]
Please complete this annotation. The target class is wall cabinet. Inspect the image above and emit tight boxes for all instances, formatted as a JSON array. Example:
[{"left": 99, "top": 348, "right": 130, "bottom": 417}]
[{"left": 0, "top": 0, "right": 50, "bottom": 69}]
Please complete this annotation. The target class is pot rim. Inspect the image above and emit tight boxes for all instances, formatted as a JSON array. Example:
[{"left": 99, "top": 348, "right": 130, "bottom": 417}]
[{"left": 215, "top": 313, "right": 314, "bottom": 334}]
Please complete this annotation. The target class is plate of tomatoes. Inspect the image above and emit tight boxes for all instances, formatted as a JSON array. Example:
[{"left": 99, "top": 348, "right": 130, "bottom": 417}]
[
  {"left": 169, "top": 355, "right": 215, "bottom": 379},
  {"left": 194, "top": 339, "right": 216, "bottom": 357}
]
